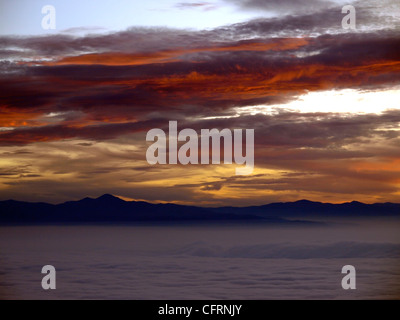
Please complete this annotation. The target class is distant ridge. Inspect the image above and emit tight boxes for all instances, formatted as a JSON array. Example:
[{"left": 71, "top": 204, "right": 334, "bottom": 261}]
[
  {"left": 0, "top": 194, "right": 399, "bottom": 224},
  {"left": 213, "top": 199, "right": 400, "bottom": 217}
]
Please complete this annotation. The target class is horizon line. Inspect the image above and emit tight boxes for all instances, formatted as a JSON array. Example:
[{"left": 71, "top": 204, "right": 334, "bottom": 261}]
[{"left": 1, "top": 193, "right": 399, "bottom": 207}]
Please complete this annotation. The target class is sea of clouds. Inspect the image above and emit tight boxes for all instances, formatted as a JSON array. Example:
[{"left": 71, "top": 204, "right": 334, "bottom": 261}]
[{"left": 0, "top": 223, "right": 399, "bottom": 299}]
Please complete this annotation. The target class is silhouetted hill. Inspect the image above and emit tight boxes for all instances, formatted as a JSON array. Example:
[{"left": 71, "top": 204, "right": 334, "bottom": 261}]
[
  {"left": 0, "top": 195, "right": 399, "bottom": 224},
  {"left": 213, "top": 199, "right": 400, "bottom": 217},
  {"left": 0, "top": 194, "right": 265, "bottom": 224}
]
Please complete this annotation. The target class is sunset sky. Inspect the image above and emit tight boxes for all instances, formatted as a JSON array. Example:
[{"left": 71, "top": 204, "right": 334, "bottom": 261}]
[{"left": 0, "top": 0, "right": 400, "bottom": 206}]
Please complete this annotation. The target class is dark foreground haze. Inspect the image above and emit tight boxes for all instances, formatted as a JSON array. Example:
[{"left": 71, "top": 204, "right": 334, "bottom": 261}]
[{"left": 0, "top": 218, "right": 399, "bottom": 299}]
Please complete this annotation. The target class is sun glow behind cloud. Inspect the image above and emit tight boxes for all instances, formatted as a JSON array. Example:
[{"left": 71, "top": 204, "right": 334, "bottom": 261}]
[{"left": 238, "top": 88, "right": 400, "bottom": 116}]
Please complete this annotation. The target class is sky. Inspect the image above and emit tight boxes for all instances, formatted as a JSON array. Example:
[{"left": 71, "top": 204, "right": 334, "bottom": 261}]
[{"left": 0, "top": 0, "right": 400, "bottom": 206}]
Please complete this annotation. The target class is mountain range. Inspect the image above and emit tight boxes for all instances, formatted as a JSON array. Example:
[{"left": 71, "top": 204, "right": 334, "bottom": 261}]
[{"left": 0, "top": 194, "right": 399, "bottom": 224}]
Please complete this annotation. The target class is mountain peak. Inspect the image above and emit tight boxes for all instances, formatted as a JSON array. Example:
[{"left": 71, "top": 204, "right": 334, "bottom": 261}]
[
  {"left": 96, "top": 194, "right": 123, "bottom": 202},
  {"left": 294, "top": 199, "right": 319, "bottom": 204},
  {"left": 347, "top": 201, "right": 365, "bottom": 205}
]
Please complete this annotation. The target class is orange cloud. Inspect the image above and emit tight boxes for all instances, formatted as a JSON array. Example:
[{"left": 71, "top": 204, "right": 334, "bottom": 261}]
[
  {"left": 0, "top": 109, "right": 43, "bottom": 127},
  {"left": 41, "top": 38, "right": 309, "bottom": 66}
]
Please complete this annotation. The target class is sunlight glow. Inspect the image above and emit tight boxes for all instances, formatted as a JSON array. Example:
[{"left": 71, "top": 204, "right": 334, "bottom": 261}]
[{"left": 238, "top": 88, "right": 400, "bottom": 115}]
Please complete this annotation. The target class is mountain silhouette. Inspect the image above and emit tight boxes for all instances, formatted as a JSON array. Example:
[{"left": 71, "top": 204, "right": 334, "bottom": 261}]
[{"left": 0, "top": 195, "right": 399, "bottom": 224}]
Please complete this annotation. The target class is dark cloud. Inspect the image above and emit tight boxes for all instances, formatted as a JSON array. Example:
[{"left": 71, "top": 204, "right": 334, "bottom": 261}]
[
  {"left": 1, "top": 30, "right": 399, "bottom": 142},
  {"left": 76, "top": 142, "right": 93, "bottom": 147},
  {"left": 0, "top": 120, "right": 164, "bottom": 146},
  {"left": 227, "top": 0, "right": 334, "bottom": 14},
  {"left": 1, "top": 109, "right": 400, "bottom": 149},
  {"left": 219, "top": 0, "right": 399, "bottom": 37},
  {"left": 0, "top": 165, "right": 33, "bottom": 177}
]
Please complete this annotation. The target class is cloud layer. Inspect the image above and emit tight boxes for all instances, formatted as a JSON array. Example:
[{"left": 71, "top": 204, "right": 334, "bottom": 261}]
[{"left": 1, "top": 224, "right": 400, "bottom": 299}]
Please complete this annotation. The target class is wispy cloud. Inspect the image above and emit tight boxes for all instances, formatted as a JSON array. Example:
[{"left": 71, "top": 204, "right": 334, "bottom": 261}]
[{"left": 175, "top": 2, "right": 218, "bottom": 11}]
